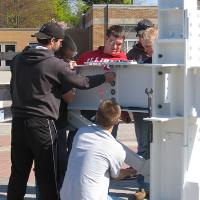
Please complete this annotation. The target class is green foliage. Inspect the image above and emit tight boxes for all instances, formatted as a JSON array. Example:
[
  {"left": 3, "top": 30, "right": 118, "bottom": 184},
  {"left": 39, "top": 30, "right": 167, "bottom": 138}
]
[
  {"left": 0, "top": 0, "right": 89, "bottom": 28},
  {"left": 50, "top": 0, "right": 71, "bottom": 23},
  {"left": 0, "top": 0, "right": 131, "bottom": 28},
  {"left": 82, "top": 0, "right": 132, "bottom": 5},
  {"left": 69, "top": 0, "right": 89, "bottom": 26}
]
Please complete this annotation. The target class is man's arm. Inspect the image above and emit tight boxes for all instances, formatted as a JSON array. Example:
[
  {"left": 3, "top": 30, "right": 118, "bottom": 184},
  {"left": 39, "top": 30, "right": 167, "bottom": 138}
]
[
  {"left": 59, "top": 65, "right": 115, "bottom": 90},
  {"left": 62, "top": 89, "right": 76, "bottom": 103},
  {"left": 114, "top": 167, "right": 137, "bottom": 180}
]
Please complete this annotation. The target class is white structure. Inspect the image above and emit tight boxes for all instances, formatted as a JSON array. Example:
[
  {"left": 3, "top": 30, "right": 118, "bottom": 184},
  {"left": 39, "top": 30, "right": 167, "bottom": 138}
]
[
  {"left": 68, "top": 0, "right": 200, "bottom": 199},
  {"left": 149, "top": 0, "right": 200, "bottom": 199},
  {"left": 69, "top": 63, "right": 152, "bottom": 111}
]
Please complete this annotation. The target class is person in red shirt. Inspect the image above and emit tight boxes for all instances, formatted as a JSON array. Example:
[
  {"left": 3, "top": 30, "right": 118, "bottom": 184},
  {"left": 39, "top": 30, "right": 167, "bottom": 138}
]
[
  {"left": 76, "top": 25, "right": 130, "bottom": 136},
  {"left": 77, "top": 25, "right": 128, "bottom": 65},
  {"left": 65, "top": 25, "right": 130, "bottom": 172}
]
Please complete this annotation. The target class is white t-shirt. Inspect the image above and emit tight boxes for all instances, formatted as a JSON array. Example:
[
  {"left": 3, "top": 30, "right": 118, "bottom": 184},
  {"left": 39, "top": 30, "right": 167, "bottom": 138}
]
[{"left": 60, "top": 125, "right": 126, "bottom": 200}]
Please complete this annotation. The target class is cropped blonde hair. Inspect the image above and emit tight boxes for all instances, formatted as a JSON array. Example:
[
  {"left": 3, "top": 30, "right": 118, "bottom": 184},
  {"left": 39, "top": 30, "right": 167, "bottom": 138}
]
[
  {"left": 142, "top": 27, "right": 158, "bottom": 45},
  {"left": 96, "top": 100, "right": 121, "bottom": 129}
]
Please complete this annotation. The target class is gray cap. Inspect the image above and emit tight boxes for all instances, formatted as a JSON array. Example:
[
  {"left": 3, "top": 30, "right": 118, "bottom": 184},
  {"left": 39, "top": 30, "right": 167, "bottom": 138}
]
[{"left": 135, "top": 19, "right": 154, "bottom": 37}]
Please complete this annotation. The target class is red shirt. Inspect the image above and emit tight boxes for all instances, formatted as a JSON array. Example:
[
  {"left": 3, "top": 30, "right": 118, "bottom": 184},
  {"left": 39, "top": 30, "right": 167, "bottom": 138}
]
[{"left": 77, "top": 46, "right": 127, "bottom": 65}]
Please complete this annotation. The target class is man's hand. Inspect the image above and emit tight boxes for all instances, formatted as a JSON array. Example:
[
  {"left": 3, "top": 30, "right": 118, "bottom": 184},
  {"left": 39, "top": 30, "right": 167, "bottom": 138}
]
[
  {"left": 104, "top": 72, "right": 116, "bottom": 83},
  {"left": 120, "top": 111, "right": 132, "bottom": 123},
  {"left": 62, "top": 88, "right": 76, "bottom": 103},
  {"left": 115, "top": 167, "right": 137, "bottom": 180},
  {"left": 134, "top": 189, "right": 147, "bottom": 200},
  {"left": 66, "top": 61, "right": 77, "bottom": 70}
]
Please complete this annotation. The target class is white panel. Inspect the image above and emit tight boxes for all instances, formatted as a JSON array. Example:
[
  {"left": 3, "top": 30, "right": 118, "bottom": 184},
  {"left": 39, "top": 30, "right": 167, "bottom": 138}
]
[
  {"left": 153, "top": 67, "right": 184, "bottom": 116},
  {"left": 164, "top": 73, "right": 171, "bottom": 103},
  {"left": 160, "top": 132, "right": 183, "bottom": 200},
  {"left": 170, "top": 68, "right": 184, "bottom": 116},
  {"left": 183, "top": 182, "right": 200, "bottom": 200},
  {"left": 152, "top": 0, "right": 199, "bottom": 200},
  {"left": 151, "top": 120, "right": 184, "bottom": 200},
  {"left": 186, "top": 119, "right": 200, "bottom": 183},
  {"left": 159, "top": 10, "right": 184, "bottom": 39},
  {"left": 158, "top": 0, "right": 183, "bottom": 9},
  {"left": 68, "top": 64, "right": 152, "bottom": 110},
  {"left": 158, "top": 0, "right": 196, "bottom": 9},
  {"left": 153, "top": 68, "right": 171, "bottom": 116},
  {"left": 150, "top": 123, "right": 162, "bottom": 200},
  {"left": 155, "top": 42, "right": 185, "bottom": 64},
  {"left": 186, "top": 69, "right": 200, "bottom": 117},
  {"left": 186, "top": 11, "right": 200, "bottom": 67}
]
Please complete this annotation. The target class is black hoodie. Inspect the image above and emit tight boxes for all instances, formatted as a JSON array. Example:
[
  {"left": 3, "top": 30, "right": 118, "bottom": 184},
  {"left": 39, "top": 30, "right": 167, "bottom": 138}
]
[{"left": 10, "top": 48, "right": 105, "bottom": 120}]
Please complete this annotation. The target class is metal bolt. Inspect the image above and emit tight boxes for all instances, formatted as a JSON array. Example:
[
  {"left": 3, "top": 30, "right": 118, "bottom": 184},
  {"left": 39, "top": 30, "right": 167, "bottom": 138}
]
[
  {"left": 111, "top": 89, "right": 116, "bottom": 95},
  {"left": 111, "top": 81, "right": 115, "bottom": 87}
]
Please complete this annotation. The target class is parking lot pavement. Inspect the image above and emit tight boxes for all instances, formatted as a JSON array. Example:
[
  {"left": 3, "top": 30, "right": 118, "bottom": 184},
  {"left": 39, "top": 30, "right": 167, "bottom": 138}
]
[{"left": 0, "top": 122, "right": 139, "bottom": 200}]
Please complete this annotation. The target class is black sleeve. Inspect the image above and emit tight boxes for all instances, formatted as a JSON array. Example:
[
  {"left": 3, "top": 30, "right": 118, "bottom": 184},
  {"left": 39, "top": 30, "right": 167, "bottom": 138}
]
[
  {"left": 9, "top": 54, "right": 19, "bottom": 98},
  {"left": 87, "top": 74, "right": 105, "bottom": 89},
  {"left": 58, "top": 65, "right": 105, "bottom": 90},
  {"left": 126, "top": 49, "right": 135, "bottom": 60}
]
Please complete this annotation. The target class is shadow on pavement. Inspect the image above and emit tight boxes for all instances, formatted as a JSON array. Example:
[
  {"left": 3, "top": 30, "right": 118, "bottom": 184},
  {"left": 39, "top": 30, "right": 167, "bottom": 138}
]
[
  {"left": 109, "top": 179, "right": 139, "bottom": 200},
  {"left": 0, "top": 185, "right": 36, "bottom": 200}
]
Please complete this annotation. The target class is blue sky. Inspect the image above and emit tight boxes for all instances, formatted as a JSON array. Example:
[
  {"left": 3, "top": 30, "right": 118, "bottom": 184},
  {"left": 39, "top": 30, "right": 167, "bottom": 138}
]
[{"left": 134, "top": 0, "right": 158, "bottom": 5}]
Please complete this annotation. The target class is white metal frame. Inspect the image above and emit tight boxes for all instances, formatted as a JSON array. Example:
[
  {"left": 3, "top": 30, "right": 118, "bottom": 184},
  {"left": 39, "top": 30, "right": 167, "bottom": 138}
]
[
  {"left": 68, "top": 0, "right": 200, "bottom": 198},
  {"left": 150, "top": 0, "right": 200, "bottom": 199}
]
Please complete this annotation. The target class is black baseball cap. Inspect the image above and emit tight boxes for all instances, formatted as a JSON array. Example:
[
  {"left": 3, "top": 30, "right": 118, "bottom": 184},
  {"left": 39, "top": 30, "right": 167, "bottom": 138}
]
[
  {"left": 32, "top": 22, "right": 65, "bottom": 40},
  {"left": 135, "top": 19, "right": 154, "bottom": 37}
]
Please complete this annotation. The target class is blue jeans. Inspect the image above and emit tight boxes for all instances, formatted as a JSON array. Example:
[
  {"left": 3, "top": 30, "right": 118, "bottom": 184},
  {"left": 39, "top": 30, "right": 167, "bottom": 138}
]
[
  {"left": 133, "top": 112, "right": 150, "bottom": 160},
  {"left": 107, "top": 194, "right": 123, "bottom": 200},
  {"left": 137, "top": 174, "right": 150, "bottom": 191}
]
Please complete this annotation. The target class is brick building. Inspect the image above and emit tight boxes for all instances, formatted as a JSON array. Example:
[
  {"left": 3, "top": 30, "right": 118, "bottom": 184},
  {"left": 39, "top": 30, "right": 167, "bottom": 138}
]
[
  {"left": 0, "top": 4, "right": 158, "bottom": 69},
  {"left": 0, "top": 28, "right": 37, "bottom": 69},
  {"left": 82, "top": 4, "right": 158, "bottom": 52}
]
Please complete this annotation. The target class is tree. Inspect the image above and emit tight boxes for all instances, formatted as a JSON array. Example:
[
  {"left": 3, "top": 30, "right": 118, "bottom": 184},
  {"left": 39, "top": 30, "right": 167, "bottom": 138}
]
[
  {"left": 82, "top": 0, "right": 132, "bottom": 5},
  {"left": 0, "top": 0, "right": 55, "bottom": 28},
  {"left": 0, "top": 0, "right": 86, "bottom": 28},
  {"left": 68, "top": 0, "right": 89, "bottom": 26}
]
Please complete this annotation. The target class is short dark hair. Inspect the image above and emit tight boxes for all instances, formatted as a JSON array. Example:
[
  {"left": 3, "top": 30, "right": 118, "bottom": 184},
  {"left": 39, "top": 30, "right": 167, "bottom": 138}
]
[
  {"left": 106, "top": 25, "right": 125, "bottom": 39},
  {"left": 62, "top": 34, "right": 77, "bottom": 52},
  {"left": 55, "top": 33, "right": 77, "bottom": 59},
  {"left": 96, "top": 100, "right": 121, "bottom": 129}
]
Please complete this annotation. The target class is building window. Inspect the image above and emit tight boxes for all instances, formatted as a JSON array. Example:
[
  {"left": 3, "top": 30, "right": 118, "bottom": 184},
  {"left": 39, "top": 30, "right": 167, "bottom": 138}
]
[
  {"left": 0, "top": 43, "right": 16, "bottom": 68},
  {"left": 119, "top": 24, "right": 138, "bottom": 53},
  {"left": 123, "top": 39, "right": 138, "bottom": 53}
]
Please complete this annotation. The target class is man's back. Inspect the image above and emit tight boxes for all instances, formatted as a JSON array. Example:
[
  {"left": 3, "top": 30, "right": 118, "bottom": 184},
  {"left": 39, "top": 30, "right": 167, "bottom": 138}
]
[
  {"left": 11, "top": 48, "right": 68, "bottom": 119},
  {"left": 61, "top": 125, "right": 126, "bottom": 200}
]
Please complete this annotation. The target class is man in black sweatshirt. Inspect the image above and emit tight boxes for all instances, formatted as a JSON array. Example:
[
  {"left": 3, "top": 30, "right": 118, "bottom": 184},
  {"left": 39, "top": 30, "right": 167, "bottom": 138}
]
[{"left": 7, "top": 22, "right": 115, "bottom": 200}]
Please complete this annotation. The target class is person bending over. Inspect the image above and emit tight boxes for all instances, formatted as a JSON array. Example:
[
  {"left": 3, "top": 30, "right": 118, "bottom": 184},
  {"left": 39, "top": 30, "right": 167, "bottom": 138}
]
[{"left": 61, "top": 100, "right": 135, "bottom": 200}]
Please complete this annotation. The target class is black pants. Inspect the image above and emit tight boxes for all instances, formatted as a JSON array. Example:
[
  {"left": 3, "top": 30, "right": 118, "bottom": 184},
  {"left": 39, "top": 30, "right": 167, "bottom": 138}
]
[
  {"left": 7, "top": 117, "right": 60, "bottom": 200},
  {"left": 57, "top": 128, "right": 68, "bottom": 191}
]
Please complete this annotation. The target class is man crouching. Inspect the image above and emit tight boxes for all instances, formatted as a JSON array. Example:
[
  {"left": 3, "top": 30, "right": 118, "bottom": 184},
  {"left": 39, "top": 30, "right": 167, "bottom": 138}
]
[{"left": 61, "top": 99, "right": 135, "bottom": 200}]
